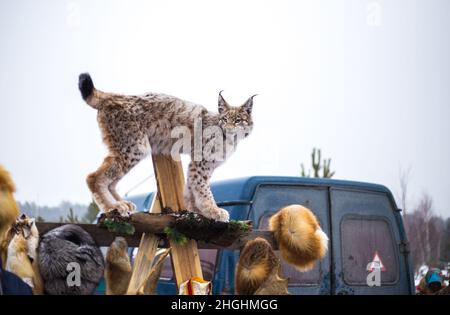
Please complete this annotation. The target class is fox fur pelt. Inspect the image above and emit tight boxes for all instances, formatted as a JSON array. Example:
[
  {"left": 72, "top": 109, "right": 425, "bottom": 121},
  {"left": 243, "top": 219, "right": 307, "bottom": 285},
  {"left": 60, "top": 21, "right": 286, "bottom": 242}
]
[
  {"left": 234, "top": 237, "right": 289, "bottom": 295},
  {"left": 235, "top": 237, "right": 280, "bottom": 295},
  {"left": 0, "top": 166, "right": 20, "bottom": 265},
  {"left": 5, "top": 214, "right": 43, "bottom": 294},
  {"left": 269, "top": 204, "right": 328, "bottom": 271}
]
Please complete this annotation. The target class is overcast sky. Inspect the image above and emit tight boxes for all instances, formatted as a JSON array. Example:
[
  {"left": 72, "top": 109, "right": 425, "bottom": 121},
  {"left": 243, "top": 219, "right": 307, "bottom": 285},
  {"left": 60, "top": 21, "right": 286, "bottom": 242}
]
[{"left": 1, "top": 0, "right": 449, "bottom": 217}]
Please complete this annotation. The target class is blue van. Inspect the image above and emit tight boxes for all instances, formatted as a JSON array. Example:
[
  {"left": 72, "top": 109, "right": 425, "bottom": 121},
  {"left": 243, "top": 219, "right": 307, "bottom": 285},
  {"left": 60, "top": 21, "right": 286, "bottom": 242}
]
[{"left": 125, "top": 176, "right": 415, "bottom": 295}]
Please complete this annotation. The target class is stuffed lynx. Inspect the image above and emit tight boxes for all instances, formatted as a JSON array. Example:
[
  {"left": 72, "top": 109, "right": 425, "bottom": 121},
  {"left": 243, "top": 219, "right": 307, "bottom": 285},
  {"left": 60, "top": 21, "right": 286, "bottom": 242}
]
[{"left": 79, "top": 73, "right": 255, "bottom": 222}]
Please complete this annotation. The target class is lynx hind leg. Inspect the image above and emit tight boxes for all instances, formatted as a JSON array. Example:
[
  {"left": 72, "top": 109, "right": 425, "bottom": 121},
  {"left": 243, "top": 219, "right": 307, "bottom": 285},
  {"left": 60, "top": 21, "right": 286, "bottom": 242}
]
[
  {"left": 87, "top": 155, "right": 136, "bottom": 217},
  {"left": 109, "top": 180, "right": 137, "bottom": 212}
]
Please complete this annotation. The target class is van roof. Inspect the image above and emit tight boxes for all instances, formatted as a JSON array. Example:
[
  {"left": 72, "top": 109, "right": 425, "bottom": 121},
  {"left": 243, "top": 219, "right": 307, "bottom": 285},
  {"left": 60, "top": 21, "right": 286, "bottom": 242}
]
[
  {"left": 127, "top": 176, "right": 393, "bottom": 210},
  {"left": 210, "top": 176, "right": 392, "bottom": 202}
]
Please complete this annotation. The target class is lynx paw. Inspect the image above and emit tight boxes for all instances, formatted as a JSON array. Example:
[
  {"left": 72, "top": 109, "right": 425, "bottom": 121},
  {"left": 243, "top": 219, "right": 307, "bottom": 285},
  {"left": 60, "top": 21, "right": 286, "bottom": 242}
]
[
  {"left": 209, "top": 207, "right": 230, "bottom": 222},
  {"left": 109, "top": 201, "right": 136, "bottom": 217},
  {"left": 123, "top": 200, "right": 137, "bottom": 212}
]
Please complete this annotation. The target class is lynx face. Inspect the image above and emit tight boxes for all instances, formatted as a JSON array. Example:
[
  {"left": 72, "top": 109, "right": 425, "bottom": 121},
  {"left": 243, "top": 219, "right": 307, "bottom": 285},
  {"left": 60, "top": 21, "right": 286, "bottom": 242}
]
[{"left": 218, "top": 92, "right": 255, "bottom": 136}]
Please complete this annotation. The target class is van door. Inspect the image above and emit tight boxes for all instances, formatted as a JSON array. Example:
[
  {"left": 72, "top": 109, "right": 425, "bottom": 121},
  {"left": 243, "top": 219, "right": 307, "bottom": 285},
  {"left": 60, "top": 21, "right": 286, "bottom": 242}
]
[
  {"left": 330, "top": 188, "right": 412, "bottom": 294},
  {"left": 249, "top": 184, "right": 331, "bottom": 295}
]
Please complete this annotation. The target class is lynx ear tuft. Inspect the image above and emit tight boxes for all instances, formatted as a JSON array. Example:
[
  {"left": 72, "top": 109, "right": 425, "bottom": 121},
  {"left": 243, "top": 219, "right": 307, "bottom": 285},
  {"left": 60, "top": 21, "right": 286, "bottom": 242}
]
[
  {"left": 242, "top": 94, "right": 257, "bottom": 115},
  {"left": 218, "top": 90, "right": 229, "bottom": 114}
]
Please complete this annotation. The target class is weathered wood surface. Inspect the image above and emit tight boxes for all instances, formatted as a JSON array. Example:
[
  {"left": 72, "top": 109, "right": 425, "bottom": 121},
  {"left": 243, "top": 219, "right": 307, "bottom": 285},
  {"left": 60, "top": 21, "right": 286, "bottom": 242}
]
[
  {"left": 126, "top": 233, "right": 159, "bottom": 295},
  {"left": 152, "top": 155, "right": 203, "bottom": 288},
  {"left": 126, "top": 179, "right": 163, "bottom": 295},
  {"left": 36, "top": 222, "right": 276, "bottom": 249},
  {"left": 98, "top": 210, "right": 252, "bottom": 246},
  {"left": 138, "top": 248, "right": 172, "bottom": 295}
]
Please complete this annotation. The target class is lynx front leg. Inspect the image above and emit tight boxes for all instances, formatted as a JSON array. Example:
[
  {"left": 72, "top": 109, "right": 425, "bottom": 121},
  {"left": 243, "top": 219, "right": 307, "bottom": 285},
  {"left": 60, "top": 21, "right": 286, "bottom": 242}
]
[
  {"left": 87, "top": 155, "right": 135, "bottom": 216},
  {"left": 188, "top": 161, "right": 229, "bottom": 222},
  {"left": 183, "top": 181, "right": 198, "bottom": 213}
]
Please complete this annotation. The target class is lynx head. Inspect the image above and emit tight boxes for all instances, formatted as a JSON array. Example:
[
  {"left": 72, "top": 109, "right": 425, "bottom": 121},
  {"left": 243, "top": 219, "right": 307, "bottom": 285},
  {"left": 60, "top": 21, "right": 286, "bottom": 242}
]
[{"left": 218, "top": 91, "right": 256, "bottom": 136}]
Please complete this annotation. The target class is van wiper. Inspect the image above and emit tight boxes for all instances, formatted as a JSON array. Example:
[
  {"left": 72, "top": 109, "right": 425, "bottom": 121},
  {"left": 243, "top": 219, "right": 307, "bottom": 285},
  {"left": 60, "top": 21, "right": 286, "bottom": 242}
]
[{"left": 216, "top": 200, "right": 252, "bottom": 207}]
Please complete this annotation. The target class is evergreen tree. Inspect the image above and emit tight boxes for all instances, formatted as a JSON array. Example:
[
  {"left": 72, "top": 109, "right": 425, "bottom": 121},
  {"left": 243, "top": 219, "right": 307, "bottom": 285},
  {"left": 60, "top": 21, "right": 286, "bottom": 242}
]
[
  {"left": 61, "top": 208, "right": 80, "bottom": 223},
  {"left": 301, "top": 148, "right": 335, "bottom": 178}
]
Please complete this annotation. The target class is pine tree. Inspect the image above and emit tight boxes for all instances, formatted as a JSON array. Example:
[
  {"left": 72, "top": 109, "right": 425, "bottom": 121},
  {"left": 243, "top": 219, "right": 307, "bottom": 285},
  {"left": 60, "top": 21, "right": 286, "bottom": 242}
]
[
  {"left": 61, "top": 208, "right": 80, "bottom": 223},
  {"left": 301, "top": 148, "right": 335, "bottom": 179}
]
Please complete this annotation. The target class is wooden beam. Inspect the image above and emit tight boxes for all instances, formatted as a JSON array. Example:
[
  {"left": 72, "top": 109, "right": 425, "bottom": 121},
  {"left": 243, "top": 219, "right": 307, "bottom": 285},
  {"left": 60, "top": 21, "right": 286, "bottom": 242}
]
[
  {"left": 152, "top": 155, "right": 186, "bottom": 209},
  {"left": 98, "top": 211, "right": 251, "bottom": 246},
  {"left": 152, "top": 155, "right": 203, "bottom": 289},
  {"left": 36, "top": 222, "right": 275, "bottom": 249}
]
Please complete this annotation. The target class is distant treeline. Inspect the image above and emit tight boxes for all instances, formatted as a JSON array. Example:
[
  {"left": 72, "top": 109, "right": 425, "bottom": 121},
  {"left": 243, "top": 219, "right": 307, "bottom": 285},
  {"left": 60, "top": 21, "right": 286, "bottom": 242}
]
[
  {"left": 18, "top": 200, "right": 100, "bottom": 224},
  {"left": 404, "top": 194, "right": 450, "bottom": 270}
]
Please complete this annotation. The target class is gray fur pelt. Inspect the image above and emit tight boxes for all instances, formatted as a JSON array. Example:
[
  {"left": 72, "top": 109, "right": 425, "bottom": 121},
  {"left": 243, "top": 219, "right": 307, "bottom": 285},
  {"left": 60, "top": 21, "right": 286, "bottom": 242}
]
[{"left": 38, "top": 224, "right": 104, "bottom": 295}]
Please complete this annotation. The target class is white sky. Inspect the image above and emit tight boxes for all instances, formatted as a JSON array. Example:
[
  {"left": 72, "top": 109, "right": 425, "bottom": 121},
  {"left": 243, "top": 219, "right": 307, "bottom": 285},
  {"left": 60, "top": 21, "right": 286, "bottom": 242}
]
[{"left": 1, "top": 0, "right": 449, "bottom": 217}]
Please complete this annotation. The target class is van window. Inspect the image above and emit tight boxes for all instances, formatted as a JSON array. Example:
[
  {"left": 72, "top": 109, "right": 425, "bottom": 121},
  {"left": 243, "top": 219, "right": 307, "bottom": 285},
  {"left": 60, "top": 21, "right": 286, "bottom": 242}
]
[
  {"left": 341, "top": 217, "right": 399, "bottom": 285},
  {"left": 259, "top": 214, "right": 321, "bottom": 285}
]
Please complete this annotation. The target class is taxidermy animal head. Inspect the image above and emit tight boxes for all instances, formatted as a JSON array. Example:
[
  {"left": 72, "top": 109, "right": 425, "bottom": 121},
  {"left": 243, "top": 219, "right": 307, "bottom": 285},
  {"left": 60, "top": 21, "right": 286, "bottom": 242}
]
[
  {"left": 5, "top": 214, "right": 43, "bottom": 294},
  {"left": 11, "top": 214, "right": 39, "bottom": 262}
]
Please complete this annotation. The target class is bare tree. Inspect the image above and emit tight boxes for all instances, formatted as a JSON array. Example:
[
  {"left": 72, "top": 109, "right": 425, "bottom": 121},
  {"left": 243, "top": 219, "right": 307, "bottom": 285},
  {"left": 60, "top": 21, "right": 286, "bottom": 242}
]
[
  {"left": 429, "top": 216, "right": 445, "bottom": 266},
  {"left": 416, "top": 193, "right": 434, "bottom": 263},
  {"left": 402, "top": 187, "right": 447, "bottom": 270},
  {"left": 398, "top": 166, "right": 411, "bottom": 217},
  {"left": 407, "top": 210, "right": 426, "bottom": 267},
  {"left": 398, "top": 166, "right": 412, "bottom": 238},
  {"left": 441, "top": 218, "right": 450, "bottom": 263}
]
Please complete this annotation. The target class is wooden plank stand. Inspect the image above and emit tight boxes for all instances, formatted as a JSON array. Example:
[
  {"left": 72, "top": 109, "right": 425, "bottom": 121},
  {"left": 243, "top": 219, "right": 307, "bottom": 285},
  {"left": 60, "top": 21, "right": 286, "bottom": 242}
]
[{"left": 126, "top": 155, "right": 203, "bottom": 294}]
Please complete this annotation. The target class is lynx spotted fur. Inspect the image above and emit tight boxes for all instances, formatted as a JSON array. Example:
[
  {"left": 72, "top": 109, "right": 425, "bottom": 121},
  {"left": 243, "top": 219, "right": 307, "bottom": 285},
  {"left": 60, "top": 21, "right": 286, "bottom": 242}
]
[{"left": 79, "top": 73, "right": 255, "bottom": 222}]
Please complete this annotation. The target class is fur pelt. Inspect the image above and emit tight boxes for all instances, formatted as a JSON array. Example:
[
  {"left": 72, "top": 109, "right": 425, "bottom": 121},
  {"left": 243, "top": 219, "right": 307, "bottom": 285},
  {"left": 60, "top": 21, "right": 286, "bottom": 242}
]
[
  {"left": 38, "top": 224, "right": 104, "bottom": 295},
  {"left": 269, "top": 204, "right": 328, "bottom": 271},
  {"left": 105, "top": 237, "right": 131, "bottom": 295},
  {"left": 0, "top": 165, "right": 20, "bottom": 265},
  {"left": 235, "top": 237, "right": 280, "bottom": 295},
  {"left": 5, "top": 214, "right": 43, "bottom": 294}
]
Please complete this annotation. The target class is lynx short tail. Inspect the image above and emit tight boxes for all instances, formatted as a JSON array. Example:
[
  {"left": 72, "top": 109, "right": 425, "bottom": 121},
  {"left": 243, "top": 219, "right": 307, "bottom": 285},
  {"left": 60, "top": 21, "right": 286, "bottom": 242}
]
[
  {"left": 79, "top": 73, "right": 94, "bottom": 99},
  {"left": 78, "top": 73, "right": 104, "bottom": 109}
]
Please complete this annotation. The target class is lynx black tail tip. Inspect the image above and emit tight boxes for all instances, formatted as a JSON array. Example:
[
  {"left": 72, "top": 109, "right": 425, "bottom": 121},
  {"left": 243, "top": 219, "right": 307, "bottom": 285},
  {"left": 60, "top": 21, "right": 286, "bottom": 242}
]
[{"left": 79, "top": 73, "right": 94, "bottom": 100}]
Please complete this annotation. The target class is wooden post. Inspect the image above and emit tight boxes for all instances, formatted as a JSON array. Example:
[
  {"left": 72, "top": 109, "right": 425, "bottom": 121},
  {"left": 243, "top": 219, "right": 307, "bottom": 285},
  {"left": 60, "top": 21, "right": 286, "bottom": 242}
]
[
  {"left": 126, "top": 232, "right": 159, "bottom": 294},
  {"left": 152, "top": 155, "right": 203, "bottom": 289},
  {"left": 126, "top": 191, "right": 161, "bottom": 294}
]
